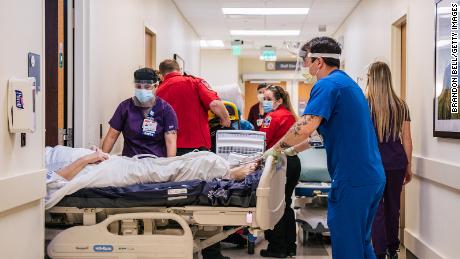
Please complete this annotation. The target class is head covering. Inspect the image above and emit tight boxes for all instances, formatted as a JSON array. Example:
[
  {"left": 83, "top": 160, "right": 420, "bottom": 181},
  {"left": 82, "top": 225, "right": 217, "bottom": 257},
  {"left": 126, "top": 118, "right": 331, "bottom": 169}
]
[{"left": 134, "top": 68, "right": 159, "bottom": 84}]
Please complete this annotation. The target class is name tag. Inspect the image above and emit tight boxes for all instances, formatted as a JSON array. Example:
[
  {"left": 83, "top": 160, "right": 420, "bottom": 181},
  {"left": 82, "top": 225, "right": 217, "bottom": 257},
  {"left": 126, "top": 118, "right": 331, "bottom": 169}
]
[{"left": 142, "top": 118, "right": 157, "bottom": 136}]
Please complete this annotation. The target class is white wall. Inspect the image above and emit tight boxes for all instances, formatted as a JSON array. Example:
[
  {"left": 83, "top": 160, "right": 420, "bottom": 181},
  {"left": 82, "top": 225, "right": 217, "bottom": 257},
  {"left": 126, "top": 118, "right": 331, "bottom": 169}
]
[
  {"left": 75, "top": 0, "right": 201, "bottom": 151},
  {"left": 0, "top": 0, "right": 45, "bottom": 258},
  {"left": 334, "top": 0, "right": 460, "bottom": 258},
  {"left": 200, "top": 49, "right": 239, "bottom": 87}
]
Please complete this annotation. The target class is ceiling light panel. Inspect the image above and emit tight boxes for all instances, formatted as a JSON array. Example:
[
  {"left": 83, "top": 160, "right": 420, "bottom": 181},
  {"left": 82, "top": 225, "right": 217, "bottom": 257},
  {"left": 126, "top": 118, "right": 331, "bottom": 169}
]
[
  {"left": 230, "top": 30, "right": 300, "bottom": 36},
  {"left": 222, "top": 8, "right": 309, "bottom": 15},
  {"left": 200, "top": 40, "right": 225, "bottom": 48}
]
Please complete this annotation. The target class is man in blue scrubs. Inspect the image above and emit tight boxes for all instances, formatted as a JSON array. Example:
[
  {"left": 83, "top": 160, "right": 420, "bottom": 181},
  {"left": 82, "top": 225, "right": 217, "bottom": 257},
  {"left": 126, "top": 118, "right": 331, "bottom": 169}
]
[{"left": 266, "top": 37, "right": 386, "bottom": 258}]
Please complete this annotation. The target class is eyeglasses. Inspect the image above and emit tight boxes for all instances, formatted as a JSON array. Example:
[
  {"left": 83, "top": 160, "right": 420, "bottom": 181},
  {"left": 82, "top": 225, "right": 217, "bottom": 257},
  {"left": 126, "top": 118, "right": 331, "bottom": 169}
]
[{"left": 135, "top": 83, "right": 156, "bottom": 90}]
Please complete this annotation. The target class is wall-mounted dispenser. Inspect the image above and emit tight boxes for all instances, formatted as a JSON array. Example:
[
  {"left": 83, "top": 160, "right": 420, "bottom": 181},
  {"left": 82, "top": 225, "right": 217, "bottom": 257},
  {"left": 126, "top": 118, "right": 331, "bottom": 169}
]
[{"left": 8, "top": 78, "right": 36, "bottom": 133}]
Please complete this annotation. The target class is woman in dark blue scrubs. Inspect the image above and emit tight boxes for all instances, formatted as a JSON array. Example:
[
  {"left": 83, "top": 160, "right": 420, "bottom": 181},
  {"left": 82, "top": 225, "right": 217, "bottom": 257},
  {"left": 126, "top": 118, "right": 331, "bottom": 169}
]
[
  {"left": 367, "top": 62, "right": 413, "bottom": 259},
  {"left": 265, "top": 37, "right": 386, "bottom": 259}
]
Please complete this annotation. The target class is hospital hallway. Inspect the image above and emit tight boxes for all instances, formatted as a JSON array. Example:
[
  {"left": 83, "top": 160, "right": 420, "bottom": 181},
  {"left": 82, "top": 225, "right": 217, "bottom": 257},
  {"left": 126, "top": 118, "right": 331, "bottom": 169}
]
[{"left": 2, "top": 0, "right": 460, "bottom": 259}]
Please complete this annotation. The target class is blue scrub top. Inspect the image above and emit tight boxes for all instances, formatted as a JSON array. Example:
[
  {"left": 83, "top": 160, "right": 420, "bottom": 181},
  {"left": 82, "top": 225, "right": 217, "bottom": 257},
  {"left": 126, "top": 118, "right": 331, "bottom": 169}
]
[{"left": 304, "top": 70, "right": 385, "bottom": 186}]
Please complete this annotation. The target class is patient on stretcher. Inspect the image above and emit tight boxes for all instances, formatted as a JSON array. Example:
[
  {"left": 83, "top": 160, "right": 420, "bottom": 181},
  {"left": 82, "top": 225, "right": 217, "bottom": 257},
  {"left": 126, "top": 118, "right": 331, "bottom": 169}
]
[{"left": 45, "top": 145, "right": 259, "bottom": 209}]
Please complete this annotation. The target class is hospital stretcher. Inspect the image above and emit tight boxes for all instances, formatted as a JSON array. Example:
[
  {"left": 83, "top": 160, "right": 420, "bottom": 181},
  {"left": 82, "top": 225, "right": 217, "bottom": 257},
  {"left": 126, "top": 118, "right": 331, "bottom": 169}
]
[
  {"left": 46, "top": 155, "right": 286, "bottom": 259},
  {"left": 294, "top": 147, "right": 331, "bottom": 244}
]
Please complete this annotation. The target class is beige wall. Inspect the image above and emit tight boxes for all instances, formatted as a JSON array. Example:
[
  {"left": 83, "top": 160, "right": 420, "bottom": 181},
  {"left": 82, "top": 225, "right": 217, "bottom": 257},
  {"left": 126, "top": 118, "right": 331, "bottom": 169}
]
[
  {"left": 334, "top": 0, "right": 460, "bottom": 258},
  {"left": 75, "top": 0, "right": 201, "bottom": 152},
  {"left": 0, "top": 0, "right": 46, "bottom": 258},
  {"left": 200, "top": 49, "right": 239, "bottom": 87}
]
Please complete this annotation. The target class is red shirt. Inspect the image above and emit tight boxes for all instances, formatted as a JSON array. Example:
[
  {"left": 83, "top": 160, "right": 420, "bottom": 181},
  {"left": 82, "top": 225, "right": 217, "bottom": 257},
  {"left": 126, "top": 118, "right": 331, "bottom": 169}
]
[
  {"left": 156, "top": 72, "right": 220, "bottom": 149},
  {"left": 259, "top": 106, "right": 296, "bottom": 149}
]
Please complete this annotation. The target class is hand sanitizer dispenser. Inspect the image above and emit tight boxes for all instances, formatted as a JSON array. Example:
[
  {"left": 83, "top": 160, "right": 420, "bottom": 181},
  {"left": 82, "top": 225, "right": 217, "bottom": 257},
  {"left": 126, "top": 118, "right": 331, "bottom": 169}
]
[{"left": 8, "top": 78, "right": 36, "bottom": 133}]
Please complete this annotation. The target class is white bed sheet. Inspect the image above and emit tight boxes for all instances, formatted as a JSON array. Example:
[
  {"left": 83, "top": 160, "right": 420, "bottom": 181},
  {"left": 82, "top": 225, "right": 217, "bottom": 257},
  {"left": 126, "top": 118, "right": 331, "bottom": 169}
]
[{"left": 45, "top": 146, "right": 229, "bottom": 209}]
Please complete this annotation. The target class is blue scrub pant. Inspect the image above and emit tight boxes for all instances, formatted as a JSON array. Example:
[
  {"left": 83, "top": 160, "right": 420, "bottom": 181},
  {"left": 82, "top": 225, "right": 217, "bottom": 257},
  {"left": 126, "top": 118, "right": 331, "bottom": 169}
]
[{"left": 328, "top": 180, "right": 385, "bottom": 259}]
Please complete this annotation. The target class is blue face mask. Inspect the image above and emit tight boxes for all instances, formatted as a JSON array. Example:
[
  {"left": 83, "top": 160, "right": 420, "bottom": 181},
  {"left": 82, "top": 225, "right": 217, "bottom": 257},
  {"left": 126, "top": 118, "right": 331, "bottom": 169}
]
[
  {"left": 262, "top": 100, "right": 273, "bottom": 113},
  {"left": 135, "top": 89, "right": 154, "bottom": 103}
]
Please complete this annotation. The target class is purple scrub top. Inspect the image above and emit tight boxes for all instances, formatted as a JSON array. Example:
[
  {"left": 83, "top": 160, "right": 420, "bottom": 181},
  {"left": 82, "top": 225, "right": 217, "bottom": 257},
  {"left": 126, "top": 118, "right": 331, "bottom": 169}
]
[
  {"left": 374, "top": 111, "right": 411, "bottom": 171},
  {"left": 109, "top": 97, "right": 178, "bottom": 157}
]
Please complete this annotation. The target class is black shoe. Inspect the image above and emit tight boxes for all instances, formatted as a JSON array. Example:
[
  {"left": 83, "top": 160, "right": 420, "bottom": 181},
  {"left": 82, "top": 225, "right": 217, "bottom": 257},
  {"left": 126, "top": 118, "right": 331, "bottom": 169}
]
[
  {"left": 260, "top": 249, "right": 287, "bottom": 258},
  {"left": 387, "top": 250, "right": 398, "bottom": 259},
  {"left": 286, "top": 244, "right": 296, "bottom": 257},
  {"left": 286, "top": 251, "right": 296, "bottom": 257}
]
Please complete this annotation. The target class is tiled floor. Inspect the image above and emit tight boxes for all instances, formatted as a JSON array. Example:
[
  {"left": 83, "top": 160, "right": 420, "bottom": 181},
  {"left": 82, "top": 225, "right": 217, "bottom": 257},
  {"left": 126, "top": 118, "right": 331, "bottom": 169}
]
[{"left": 209, "top": 237, "right": 408, "bottom": 259}]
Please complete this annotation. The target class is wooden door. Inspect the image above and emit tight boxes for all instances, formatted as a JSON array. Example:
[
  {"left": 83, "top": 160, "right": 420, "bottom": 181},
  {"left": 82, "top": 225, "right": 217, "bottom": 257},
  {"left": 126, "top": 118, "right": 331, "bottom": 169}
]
[
  {"left": 46, "top": 0, "right": 68, "bottom": 146},
  {"left": 297, "top": 81, "right": 314, "bottom": 115},
  {"left": 145, "top": 29, "right": 156, "bottom": 68},
  {"left": 244, "top": 81, "right": 286, "bottom": 119}
]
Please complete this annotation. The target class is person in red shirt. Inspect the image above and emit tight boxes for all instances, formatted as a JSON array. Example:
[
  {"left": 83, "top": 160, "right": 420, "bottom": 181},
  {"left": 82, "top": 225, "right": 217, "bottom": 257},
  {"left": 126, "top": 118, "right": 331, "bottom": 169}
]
[
  {"left": 247, "top": 83, "right": 268, "bottom": 130},
  {"left": 259, "top": 85, "right": 301, "bottom": 258},
  {"left": 156, "top": 59, "right": 230, "bottom": 155},
  {"left": 156, "top": 59, "right": 231, "bottom": 259}
]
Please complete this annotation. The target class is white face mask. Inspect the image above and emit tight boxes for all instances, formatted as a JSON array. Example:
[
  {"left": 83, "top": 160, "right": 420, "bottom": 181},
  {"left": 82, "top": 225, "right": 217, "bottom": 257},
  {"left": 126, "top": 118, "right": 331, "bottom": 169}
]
[
  {"left": 257, "top": 93, "right": 265, "bottom": 102},
  {"left": 302, "top": 67, "right": 317, "bottom": 84}
]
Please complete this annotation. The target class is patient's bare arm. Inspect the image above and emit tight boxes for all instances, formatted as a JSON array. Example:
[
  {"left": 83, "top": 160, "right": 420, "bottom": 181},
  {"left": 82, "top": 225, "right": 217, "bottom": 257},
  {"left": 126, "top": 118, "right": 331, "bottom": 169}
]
[{"left": 56, "top": 150, "right": 109, "bottom": 181}]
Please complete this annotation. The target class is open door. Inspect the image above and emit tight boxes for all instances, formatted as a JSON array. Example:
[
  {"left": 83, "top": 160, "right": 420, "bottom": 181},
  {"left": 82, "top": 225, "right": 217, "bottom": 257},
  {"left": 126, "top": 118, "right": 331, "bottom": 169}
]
[
  {"left": 45, "top": 0, "right": 74, "bottom": 147},
  {"left": 145, "top": 28, "right": 156, "bottom": 69}
]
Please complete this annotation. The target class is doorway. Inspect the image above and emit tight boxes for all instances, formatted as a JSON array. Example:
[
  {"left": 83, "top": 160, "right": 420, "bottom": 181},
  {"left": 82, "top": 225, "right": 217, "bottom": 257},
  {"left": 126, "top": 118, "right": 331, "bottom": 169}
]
[
  {"left": 399, "top": 20, "right": 407, "bottom": 244},
  {"left": 45, "top": 0, "right": 74, "bottom": 147},
  {"left": 145, "top": 28, "right": 156, "bottom": 69},
  {"left": 391, "top": 15, "right": 407, "bottom": 244},
  {"left": 297, "top": 81, "right": 314, "bottom": 115}
]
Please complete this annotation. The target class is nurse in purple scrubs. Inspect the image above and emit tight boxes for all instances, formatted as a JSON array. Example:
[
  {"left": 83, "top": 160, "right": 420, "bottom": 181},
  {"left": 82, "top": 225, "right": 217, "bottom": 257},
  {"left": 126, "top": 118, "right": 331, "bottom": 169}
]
[
  {"left": 367, "top": 62, "right": 413, "bottom": 259},
  {"left": 102, "top": 68, "right": 178, "bottom": 157}
]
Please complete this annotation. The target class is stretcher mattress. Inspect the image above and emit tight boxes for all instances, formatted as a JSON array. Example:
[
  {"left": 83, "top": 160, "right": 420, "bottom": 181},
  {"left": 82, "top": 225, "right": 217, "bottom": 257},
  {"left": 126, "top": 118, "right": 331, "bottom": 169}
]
[
  {"left": 295, "top": 148, "right": 331, "bottom": 197},
  {"left": 55, "top": 169, "right": 262, "bottom": 208}
]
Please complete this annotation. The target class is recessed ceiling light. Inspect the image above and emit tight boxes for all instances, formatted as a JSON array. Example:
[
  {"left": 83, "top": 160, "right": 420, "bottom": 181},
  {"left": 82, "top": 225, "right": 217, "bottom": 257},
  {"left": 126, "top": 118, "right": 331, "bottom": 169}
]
[
  {"left": 200, "top": 40, "right": 225, "bottom": 48},
  {"left": 230, "top": 30, "right": 300, "bottom": 36},
  {"left": 222, "top": 8, "right": 309, "bottom": 15}
]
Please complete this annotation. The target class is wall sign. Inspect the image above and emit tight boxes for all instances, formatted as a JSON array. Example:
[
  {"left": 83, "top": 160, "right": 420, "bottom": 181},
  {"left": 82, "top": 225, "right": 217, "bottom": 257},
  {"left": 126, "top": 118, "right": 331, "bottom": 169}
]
[{"left": 265, "top": 61, "right": 297, "bottom": 71}]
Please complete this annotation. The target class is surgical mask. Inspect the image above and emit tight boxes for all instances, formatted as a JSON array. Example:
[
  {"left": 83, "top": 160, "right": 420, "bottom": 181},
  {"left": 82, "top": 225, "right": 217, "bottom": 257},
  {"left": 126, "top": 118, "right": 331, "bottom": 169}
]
[
  {"left": 302, "top": 68, "right": 318, "bottom": 84},
  {"left": 135, "top": 89, "right": 154, "bottom": 103},
  {"left": 262, "top": 100, "right": 274, "bottom": 113},
  {"left": 257, "top": 93, "right": 265, "bottom": 102}
]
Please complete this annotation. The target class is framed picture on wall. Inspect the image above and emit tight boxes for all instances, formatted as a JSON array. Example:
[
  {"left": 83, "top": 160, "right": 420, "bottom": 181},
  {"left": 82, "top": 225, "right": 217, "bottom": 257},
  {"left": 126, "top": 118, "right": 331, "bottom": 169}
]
[
  {"left": 433, "top": 0, "right": 460, "bottom": 138},
  {"left": 173, "top": 53, "right": 185, "bottom": 73}
]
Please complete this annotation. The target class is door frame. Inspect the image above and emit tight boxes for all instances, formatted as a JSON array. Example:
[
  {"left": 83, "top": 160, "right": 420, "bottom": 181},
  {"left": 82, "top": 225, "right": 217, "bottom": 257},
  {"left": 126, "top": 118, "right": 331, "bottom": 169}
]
[
  {"left": 144, "top": 24, "right": 157, "bottom": 69},
  {"left": 391, "top": 12, "right": 408, "bottom": 245},
  {"left": 73, "top": 0, "right": 90, "bottom": 147}
]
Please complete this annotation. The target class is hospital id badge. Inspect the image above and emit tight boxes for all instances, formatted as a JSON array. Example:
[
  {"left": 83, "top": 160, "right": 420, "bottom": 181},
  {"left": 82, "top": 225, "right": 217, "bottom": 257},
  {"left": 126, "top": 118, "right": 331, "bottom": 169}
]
[{"left": 142, "top": 118, "right": 157, "bottom": 136}]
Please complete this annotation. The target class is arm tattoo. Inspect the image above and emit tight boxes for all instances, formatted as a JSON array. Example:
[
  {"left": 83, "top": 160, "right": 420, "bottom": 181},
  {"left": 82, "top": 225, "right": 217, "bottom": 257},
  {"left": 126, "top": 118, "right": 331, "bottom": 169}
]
[
  {"left": 289, "top": 115, "right": 317, "bottom": 136},
  {"left": 165, "top": 130, "right": 177, "bottom": 135},
  {"left": 279, "top": 141, "right": 292, "bottom": 149}
]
